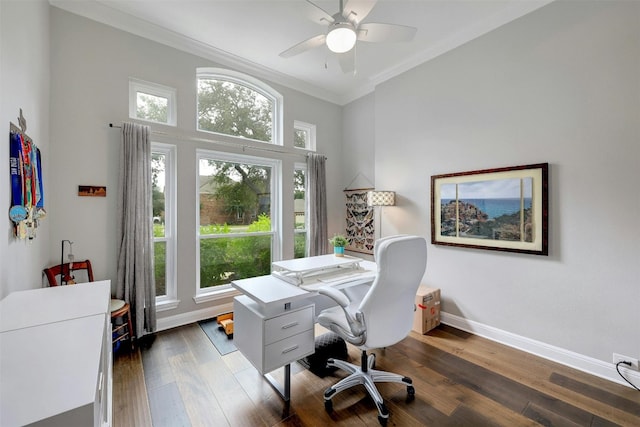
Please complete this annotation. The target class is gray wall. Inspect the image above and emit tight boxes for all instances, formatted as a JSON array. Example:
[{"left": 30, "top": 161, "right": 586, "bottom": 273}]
[
  {"left": 3, "top": 0, "right": 638, "bottom": 385},
  {"left": 0, "top": 0, "right": 50, "bottom": 298},
  {"left": 47, "top": 7, "right": 344, "bottom": 320},
  {"left": 343, "top": 1, "right": 639, "bottom": 369}
]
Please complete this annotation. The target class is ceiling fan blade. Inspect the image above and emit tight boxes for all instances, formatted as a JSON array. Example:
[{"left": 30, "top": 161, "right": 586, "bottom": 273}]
[
  {"left": 279, "top": 34, "right": 326, "bottom": 58},
  {"left": 342, "top": 0, "right": 377, "bottom": 24},
  {"left": 357, "top": 22, "right": 417, "bottom": 43},
  {"left": 337, "top": 49, "right": 355, "bottom": 74},
  {"left": 304, "top": 0, "right": 335, "bottom": 25}
]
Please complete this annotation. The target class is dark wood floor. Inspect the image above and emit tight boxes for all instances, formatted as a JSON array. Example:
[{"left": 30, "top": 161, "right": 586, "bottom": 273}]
[{"left": 113, "top": 323, "right": 640, "bottom": 426}]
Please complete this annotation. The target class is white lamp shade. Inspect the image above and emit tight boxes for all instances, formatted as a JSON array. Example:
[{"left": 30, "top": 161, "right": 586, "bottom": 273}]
[
  {"left": 367, "top": 191, "right": 395, "bottom": 207},
  {"left": 326, "top": 23, "right": 357, "bottom": 53}
]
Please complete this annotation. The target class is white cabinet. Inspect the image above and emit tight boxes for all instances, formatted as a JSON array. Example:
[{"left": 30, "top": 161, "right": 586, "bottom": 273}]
[
  {"left": 234, "top": 295, "right": 314, "bottom": 375},
  {"left": 0, "top": 281, "right": 112, "bottom": 427}
]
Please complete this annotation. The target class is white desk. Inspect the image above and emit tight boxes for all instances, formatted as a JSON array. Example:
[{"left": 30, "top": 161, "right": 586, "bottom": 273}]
[
  {"left": 0, "top": 282, "right": 112, "bottom": 427},
  {"left": 231, "top": 256, "right": 376, "bottom": 410}
]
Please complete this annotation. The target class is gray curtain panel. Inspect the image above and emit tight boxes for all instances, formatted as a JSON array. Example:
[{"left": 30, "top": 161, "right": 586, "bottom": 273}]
[
  {"left": 307, "top": 153, "right": 328, "bottom": 256},
  {"left": 116, "top": 122, "right": 156, "bottom": 338}
]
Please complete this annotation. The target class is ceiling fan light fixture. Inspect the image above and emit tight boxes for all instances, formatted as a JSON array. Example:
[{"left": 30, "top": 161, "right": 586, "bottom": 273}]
[{"left": 326, "top": 22, "right": 357, "bottom": 53}]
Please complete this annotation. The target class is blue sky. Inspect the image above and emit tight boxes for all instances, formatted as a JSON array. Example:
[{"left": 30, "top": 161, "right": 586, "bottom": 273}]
[{"left": 441, "top": 178, "right": 532, "bottom": 199}]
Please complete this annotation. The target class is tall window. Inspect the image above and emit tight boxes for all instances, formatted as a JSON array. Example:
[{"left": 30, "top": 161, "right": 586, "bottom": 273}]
[
  {"left": 197, "top": 68, "right": 283, "bottom": 145},
  {"left": 151, "top": 143, "right": 177, "bottom": 309},
  {"left": 129, "top": 78, "right": 177, "bottom": 126},
  {"left": 196, "top": 150, "right": 281, "bottom": 297},
  {"left": 294, "top": 163, "right": 307, "bottom": 258}
]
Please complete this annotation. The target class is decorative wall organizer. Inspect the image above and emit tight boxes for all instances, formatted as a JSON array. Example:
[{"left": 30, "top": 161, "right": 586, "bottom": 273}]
[
  {"left": 9, "top": 109, "right": 46, "bottom": 240},
  {"left": 344, "top": 188, "right": 375, "bottom": 254},
  {"left": 431, "top": 163, "right": 548, "bottom": 255}
]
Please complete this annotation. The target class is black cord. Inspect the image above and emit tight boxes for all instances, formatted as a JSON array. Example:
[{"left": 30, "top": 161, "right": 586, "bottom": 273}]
[{"left": 616, "top": 361, "right": 640, "bottom": 392}]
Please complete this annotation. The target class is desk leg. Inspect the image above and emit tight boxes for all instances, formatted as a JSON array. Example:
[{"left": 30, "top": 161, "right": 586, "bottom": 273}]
[{"left": 264, "top": 364, "right": 291, "bottom": 417}]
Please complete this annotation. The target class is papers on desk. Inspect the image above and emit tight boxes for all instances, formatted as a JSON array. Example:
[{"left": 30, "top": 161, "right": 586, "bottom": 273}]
[{"left": 271, "top": 254, "right": 375, "bottom": 289}]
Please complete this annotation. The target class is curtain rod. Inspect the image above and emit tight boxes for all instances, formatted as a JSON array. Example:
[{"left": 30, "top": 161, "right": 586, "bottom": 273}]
[{"left": 108, "top": 123, "right": 313, "bottom": 158}]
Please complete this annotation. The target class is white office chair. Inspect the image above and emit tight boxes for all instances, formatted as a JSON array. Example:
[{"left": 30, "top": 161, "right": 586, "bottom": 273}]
[{"left": 317, "top": 235, "right": 427, "bottom": 426}]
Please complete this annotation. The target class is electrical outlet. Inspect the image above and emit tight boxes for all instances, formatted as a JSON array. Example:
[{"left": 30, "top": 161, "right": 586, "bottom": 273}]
[{"left": 613, "top": 353, "right": 639, "bottom": 370}]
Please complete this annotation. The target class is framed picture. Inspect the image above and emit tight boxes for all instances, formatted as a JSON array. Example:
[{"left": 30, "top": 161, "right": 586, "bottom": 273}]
[
  {"left": 78, "top": 185, "right": 107, "bottom": 197},
  {"left": 431, "top": 163, "right": 548, "bottom": 255},
  {"left": 344, "top": 189, "right": 375, "bottom": 254}
]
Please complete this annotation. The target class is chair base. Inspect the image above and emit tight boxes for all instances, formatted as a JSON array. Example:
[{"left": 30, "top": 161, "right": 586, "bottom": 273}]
[{"left": 323, "top": 350, "right": 415, "bottom": 426}]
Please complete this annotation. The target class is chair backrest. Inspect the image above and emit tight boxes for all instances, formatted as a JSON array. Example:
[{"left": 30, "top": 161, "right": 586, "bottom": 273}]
[
  {"left": 358, "top": 235, "right": 427, "bottom": 349},
  {"left": 43, "top": 260, "right": 95, "bottom": 286}
]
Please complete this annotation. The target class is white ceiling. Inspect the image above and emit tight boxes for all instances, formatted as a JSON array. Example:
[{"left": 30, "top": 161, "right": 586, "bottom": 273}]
[{"left": 50, "top": 0, "right": 553, "bottom": 105}]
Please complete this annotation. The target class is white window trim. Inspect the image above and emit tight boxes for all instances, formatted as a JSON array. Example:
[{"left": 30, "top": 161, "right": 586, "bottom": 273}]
[
  {"left": 196, "top": 67, "right": 283, "bottom": 146},
  {"left": 129, "top": 77, "right": 177, "bottom": 126},
  {"left": 195, "top": 148, "right": 282, "bottom": 302},
  {"left": 294, "top": 120, "right": 317, "bottom": 151},
  {"left": 152, "top": 142, "right": 179, "bottom": 311}
]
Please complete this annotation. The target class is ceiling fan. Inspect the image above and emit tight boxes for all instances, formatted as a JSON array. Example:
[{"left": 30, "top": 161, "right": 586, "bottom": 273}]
[{"left": 279, "top": 0, "right": 417, "bottom": 73}]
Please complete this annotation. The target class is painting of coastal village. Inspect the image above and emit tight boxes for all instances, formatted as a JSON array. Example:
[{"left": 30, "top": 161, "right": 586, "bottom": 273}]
[{"left": 440, "top": 178, "right": 533, "bottom": 242}]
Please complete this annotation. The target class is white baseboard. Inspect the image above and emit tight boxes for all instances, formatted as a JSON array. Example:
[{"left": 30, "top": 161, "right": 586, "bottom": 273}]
[
  {"left": 156, "top": 302, "right": 234, "bottom": 332},
  {"left": 441, "top": 311, "right": 640, "bottom": 389}
]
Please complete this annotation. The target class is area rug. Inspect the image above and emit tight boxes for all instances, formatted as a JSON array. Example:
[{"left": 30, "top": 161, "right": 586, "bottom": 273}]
[{"left": 198, "top": 317, "right": 237, "bottom": 356}]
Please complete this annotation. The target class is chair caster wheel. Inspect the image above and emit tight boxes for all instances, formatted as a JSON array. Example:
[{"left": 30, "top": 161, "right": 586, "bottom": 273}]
[
  {"left": 407, "top": 385, "right": 415, "bottom": 402},
  {"left": 324, "top": 399, "right": 333, "bottom": 413},
  {"left": 377, "top": 403, "right": 389, "bottom": 425}
]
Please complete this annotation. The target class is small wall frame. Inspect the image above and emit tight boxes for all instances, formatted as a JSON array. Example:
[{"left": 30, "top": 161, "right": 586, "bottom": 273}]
[
  {"left": 78, "top": 185, "right": 107, "bottom": 197},
  {"left": 431, "top": 163, "right": 548, "bottom": 255}
]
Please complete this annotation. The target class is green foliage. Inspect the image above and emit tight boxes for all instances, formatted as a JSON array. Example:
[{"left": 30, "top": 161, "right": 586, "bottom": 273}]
[
  {"left": 137, "top": 93, "right": 168, "bottom": 123},
  {"left": 294, "top": 129, "right": 306, "bottom": 148},
  {"left": 197, "top": 79, "right": 272, "bottom": 142},
  {"left": 203, "top": 161, "right": 271, "bottom": 223},
  {"left": 200, "top": 223, "right": 231, "bottom": 235},
  {"left": 151, "top": 153, "right": 166, "bottom": 218},
  {"left": 329, "top": 234, "right": 348, "bottom": 247},
  {"left": 294, "top": 169, "right": 305, "bottom": 200},
  {"left": 247, "top": 214, "right": 271, "bottom": 232},
  {"left": 294, "top": 232, "right": 306, "bottom": 258},
  {"left": 153, "top": 224, "right": 165, "bottom": 238},
  {"left": 199, "top": 216, "right": 272, "bottom": 288},
  {"left": 154, "top": 241, "right": 166, "bottom": 296}
]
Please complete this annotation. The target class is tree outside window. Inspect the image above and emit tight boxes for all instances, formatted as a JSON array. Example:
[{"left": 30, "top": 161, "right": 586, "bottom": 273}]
[
  {"left": 294, "top": 166, "right": 307, "bottom": 258},
  {"left": 198, "top": 152, "right": 279, "bottom": 290},
  {"left": 197, "top": 79, "right": 273, "bottom": 143}
]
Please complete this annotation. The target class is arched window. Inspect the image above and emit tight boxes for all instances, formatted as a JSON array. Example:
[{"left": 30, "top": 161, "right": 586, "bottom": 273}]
[{"left": 196, "top": 68, "right": 283, "bottom": 145}]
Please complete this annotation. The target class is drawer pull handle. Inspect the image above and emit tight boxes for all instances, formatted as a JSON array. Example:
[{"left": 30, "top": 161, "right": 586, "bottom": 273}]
[
  {"left": 282, "top": 345, "right": 299, "bottom": 354},
  {"left": 281, "top": 321, "right": 299, "bottom": 329}
]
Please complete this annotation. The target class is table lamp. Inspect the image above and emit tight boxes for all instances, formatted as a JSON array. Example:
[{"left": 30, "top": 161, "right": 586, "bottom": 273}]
[{"left": 367, "top": 191, "right": 395, "bottom": 239}]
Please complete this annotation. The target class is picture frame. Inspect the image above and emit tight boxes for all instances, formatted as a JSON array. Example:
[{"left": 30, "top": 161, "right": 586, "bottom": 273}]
[
  {"left": 344, "top": 188, "right": 375, "bottom": 254},
  {"left": 78, "top": 185, "right": 107, "bottom": 197},
  {"left": 431, "top": 163, "right": 548, "bottom": 255}
]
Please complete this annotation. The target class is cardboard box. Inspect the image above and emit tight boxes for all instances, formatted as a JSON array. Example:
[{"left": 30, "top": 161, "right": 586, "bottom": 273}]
[{"left": 412, "top": 286, "right": 441, "bottom": 334}]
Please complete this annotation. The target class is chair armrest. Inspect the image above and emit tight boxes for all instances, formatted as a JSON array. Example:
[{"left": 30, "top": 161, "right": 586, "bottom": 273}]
[
  {"left": 317, "top": 286, "right": 366, "bottom": 345},
  {"left": 318, "top": 286, "right": 351, "bottom": 307}
]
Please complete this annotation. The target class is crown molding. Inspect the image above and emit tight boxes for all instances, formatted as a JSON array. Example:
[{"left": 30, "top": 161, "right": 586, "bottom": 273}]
[
  {"left": 49, "top": 0, "right": 344, "bottom": 105},
  {"left": 49, "top": 0, "right": 555, "bottom": 107}
]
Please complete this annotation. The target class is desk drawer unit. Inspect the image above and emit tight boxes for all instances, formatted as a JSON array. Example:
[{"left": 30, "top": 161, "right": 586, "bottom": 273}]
[
  {"left": 234, "top": 295, "right": 315, "bottom": 375},
  {"left": 263, "top": 329, "right": 314, "bottom": 373},
  {"left": 264, "top": 308, "right": 313, "bottom": 345}
]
